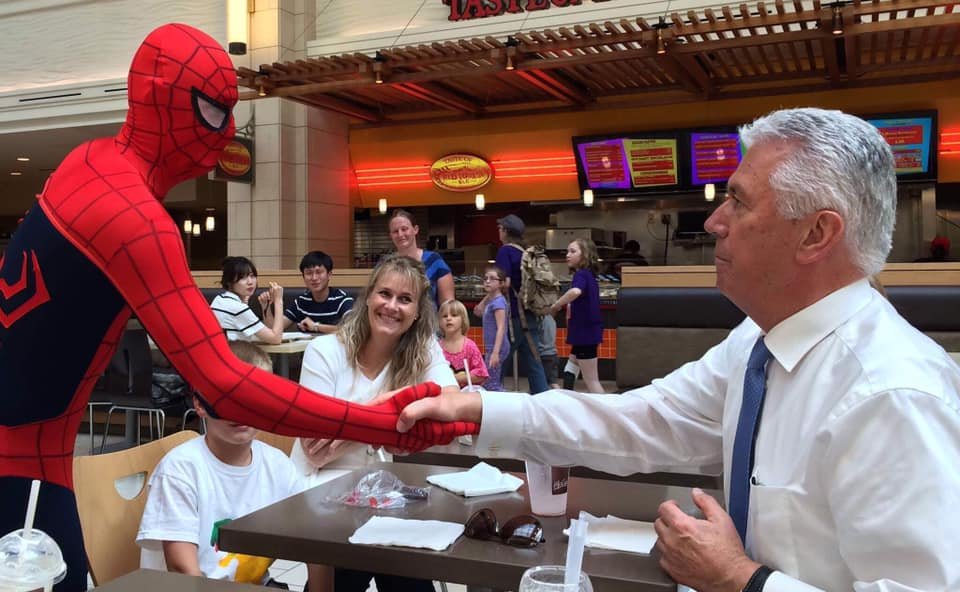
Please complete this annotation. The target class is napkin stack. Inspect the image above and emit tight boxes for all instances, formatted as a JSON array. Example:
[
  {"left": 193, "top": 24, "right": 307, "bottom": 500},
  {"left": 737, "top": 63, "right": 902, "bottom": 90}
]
[
  {"left": 562, "top": 512, "right": 657, "bottom": 555},
  {"left": 426, "top": 462, "right": 524, "bottom": 497},
  {"left": 349, "top": 516, "right": 464, "bottom": 551}
]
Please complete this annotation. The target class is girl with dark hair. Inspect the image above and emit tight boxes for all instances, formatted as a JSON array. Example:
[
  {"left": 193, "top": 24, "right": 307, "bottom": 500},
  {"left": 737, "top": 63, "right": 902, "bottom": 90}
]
[
  {"left": 549, "top": 238, "right": 604, "bottom": 393},
  {"left": 210, "top": 256, "right": 285, "bottom": 344}
]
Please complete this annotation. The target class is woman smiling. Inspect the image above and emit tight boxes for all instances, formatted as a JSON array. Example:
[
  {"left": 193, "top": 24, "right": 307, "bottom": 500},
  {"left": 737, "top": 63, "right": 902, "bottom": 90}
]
[{"left": 291, "top": 254, "right": 456, "bottom": 592}]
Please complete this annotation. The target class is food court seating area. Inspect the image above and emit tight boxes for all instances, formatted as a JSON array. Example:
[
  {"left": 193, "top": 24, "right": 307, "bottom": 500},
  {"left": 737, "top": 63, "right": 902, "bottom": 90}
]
[{"left": 616, "top": 284, "right": 960, "bottom": 390}]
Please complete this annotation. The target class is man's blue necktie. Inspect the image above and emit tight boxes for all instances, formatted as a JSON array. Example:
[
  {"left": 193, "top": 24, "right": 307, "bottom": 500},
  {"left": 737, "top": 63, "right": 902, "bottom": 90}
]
[{"left": 729, "top": 337, "right": 772, "bottom": 545}]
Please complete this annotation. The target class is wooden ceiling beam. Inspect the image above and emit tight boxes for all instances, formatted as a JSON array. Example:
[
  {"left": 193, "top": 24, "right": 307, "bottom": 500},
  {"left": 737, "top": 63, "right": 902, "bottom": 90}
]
[
  {"left": 526, "top": 70, "right": 593, "bottom": 104},
  {"left": 846, "top": 11, "right": 960, "bottom": 35},
  {"left": 514, "top": 70, "right": 579, "bottom": 105},
  {"left": 297, "top": 95, "right": 381, "bottom": 123},
  {"left": 393, "top": 82, "right": 482, "bottom": 113}
]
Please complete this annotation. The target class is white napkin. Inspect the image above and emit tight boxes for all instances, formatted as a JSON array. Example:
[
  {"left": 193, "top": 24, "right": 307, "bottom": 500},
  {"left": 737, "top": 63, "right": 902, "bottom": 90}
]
[
  {"left": 282, "top": 331, "right": 314, "bottom": 341},
  {"left": 426, "top": 462, "right": 524, "bottom": 497},
  {"left": 562, "top": 512, "right": 657, "bottom": 555},
  {"left": 348, "top": 516, "right": 464, "bottom": 551}
]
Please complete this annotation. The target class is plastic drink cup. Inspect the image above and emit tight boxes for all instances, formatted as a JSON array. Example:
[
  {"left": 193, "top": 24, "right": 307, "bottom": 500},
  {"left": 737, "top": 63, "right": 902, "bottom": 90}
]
[
  {"left": 518, "top": 565, "right": 593, "bottom": 592},
  {"left": 0, "top": 528, "right": 67, "bottom": 591},
  {"left": 525, "top": 461, "right": 570, "bottom": 516}
]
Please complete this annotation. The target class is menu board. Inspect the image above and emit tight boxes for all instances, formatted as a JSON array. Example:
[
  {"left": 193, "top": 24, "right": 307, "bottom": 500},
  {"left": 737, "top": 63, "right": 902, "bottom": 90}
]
[
  {"left": 690, "top": 132, "right": 741, "bottom": 184},
  {"left": 624, "top": 139, "right": 678, "bottom": 188},
  {"left": 867, "top": 117, "right": 933, "bottom": 175},
  {"left": 575, "top": 139, "right": 631, "bottom": 189}
]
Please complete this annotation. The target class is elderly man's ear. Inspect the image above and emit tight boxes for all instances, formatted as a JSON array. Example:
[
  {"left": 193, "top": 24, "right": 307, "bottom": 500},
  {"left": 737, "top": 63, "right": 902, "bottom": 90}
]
[{"left": 796, "top": 210, "right": 845, "bottom": 265}]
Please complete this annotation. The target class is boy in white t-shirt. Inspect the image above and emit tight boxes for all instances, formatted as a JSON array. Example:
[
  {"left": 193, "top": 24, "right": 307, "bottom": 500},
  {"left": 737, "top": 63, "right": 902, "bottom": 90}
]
[{"left": 137, "top": 341, "right": 330, "bottom": 590}]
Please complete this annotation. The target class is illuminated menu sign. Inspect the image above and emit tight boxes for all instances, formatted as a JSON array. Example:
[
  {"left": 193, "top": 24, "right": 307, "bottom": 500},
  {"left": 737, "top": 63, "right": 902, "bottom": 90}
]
[
  {"left": 690, "top": 132, "right": 741, "bottom": 184},
  {"left": 867, "top": 117, "right": 933, "bottom": 175},
  {"left": 625, "top": 139, "right": 678, "bottom": 188},
  {"left": 576, "top": 139, "right": 631, "bottom": 189}
]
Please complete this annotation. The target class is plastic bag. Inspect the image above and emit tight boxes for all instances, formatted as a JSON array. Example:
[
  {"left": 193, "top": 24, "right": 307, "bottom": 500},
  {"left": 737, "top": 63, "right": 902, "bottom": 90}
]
[{"left": 333, "top": 470, "right": 430, "bottom": 509}]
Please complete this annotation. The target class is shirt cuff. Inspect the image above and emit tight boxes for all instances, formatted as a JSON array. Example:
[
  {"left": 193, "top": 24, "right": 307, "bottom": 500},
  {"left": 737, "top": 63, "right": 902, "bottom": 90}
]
[
  {"left": 761, "top": 571, "right": 824, "bottom": 592},
  {"left": 475, "top": 390, "right": 526, "bottom": 458}
]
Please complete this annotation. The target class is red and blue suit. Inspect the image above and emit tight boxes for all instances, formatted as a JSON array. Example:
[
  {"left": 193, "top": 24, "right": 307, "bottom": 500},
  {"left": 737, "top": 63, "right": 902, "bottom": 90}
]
[{"left": 0, "top": 24, "right": 475, "bottom": 590}]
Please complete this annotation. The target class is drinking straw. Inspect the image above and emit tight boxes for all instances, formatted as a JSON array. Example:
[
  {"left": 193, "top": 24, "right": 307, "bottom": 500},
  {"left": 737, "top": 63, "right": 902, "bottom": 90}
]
[
  {"left": 564, "top": 512, "right": 589, "bottom": 590},
  {"left": 23, "top": 480, "right": 40, "bottom": 537},
  {"left": 463, "top": 357, "right": 473, "bottom": 389}
]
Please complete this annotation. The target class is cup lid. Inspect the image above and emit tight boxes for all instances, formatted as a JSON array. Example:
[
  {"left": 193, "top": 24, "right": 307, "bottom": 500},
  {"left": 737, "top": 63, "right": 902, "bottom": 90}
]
[{"left": 0, "top": 528, "right": 67, "bottom": 588}]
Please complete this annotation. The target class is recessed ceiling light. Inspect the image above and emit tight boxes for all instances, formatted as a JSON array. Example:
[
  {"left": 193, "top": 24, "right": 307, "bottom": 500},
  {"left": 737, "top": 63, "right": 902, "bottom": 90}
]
[
  {"left": 10, "top": 172, "right": 22, "bottom": 176},
  {"left": 16, "top": 157, "right": 30, "bottom": 162}
]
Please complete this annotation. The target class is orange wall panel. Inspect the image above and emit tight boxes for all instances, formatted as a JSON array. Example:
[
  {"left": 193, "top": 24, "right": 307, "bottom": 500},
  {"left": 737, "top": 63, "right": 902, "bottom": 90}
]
[{"left": 350, "top": 80, "right": 960, "bottom": 208}]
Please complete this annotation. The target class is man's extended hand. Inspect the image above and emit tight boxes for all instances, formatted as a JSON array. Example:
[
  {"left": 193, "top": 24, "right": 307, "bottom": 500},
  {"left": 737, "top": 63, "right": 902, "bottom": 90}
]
[
  {"left": 396, "top": 388, "right": 483, "bottom": 433},
  {"left": 653, "top": 488, "right": 759, "bottom": 592}
]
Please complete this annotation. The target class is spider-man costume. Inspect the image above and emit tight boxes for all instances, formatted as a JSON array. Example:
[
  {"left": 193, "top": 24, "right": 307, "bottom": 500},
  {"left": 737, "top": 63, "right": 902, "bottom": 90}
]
[{"left": 0, "top": 24, "right": 475, "bottom": 590}]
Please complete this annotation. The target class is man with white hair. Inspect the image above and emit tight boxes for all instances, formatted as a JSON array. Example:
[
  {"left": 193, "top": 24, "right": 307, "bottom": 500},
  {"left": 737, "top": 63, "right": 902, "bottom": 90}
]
[{"left": 398, "top": 108, "right": 960, "bottom": 591}]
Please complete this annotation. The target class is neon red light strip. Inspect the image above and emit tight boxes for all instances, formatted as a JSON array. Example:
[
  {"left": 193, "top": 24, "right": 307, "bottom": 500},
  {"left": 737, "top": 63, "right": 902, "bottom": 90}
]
[
  {"left": 496, "top": 172, "right": 578, "bottom": 179},
  {"left": 357, "top": 179, "right": 434, "bottom": 187},
  {"left": 355, "top": 172, "right": 432, "bottom": 180}
]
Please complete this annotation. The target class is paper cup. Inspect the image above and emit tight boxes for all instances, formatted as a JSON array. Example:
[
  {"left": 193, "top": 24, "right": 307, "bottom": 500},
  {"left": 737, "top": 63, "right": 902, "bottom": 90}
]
[{"left": 524, "top": 461, "right": 570, "bottom": 516}]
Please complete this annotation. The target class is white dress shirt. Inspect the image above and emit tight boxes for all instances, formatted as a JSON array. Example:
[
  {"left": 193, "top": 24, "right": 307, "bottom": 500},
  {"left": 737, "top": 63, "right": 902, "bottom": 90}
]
[{"left": 477, "top": 279, "right": 960, "bottom": 591}]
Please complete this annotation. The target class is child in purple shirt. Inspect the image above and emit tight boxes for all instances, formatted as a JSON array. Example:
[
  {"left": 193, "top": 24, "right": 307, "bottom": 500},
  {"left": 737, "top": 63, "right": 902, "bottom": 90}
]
[{"left": 549, "top": 239, "right": 604, "bottom": 393}]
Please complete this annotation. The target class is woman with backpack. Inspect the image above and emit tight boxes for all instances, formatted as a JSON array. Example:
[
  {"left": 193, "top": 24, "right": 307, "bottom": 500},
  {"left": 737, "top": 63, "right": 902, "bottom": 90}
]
[
  {"left": 388, "top": 209, "right": 454, "bottom": 308},
  {"left": 494, "top": 214, "right": 549, "bottom": 394},
  {"left": 550, "top": 238, "right": 604, "bottom": 394}
]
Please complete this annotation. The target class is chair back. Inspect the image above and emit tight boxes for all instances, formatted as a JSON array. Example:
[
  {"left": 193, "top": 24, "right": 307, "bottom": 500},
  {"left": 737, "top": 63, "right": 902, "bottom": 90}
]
[
  {"left": 73, "top": 430, "right": 200, "bottom": 586},
  {"left": 254, "top": 431, "right": 297, "bottom": 456},
  {"left": 121, "top": 328, "right": 154, "bottom": 398}
]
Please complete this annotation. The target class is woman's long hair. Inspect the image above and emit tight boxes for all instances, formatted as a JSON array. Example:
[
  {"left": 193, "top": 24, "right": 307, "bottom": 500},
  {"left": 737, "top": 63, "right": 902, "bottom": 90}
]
[{"left": 337, "top": 254, "right": 438, "bottom": 390}]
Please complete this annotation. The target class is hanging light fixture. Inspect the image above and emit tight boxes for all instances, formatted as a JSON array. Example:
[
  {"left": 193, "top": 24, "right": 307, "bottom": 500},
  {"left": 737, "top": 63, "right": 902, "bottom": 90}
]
[
  {"left": 227, "top": 0, "right": 253, "bottom": 55},
  {"left": 656, "top": 18, "right": 667, "bottom": 55},
  {"left": 192, "top": 223, "right": 201, "bottom": 237},
  {"left": 505, "top": 36, "right": 519, "bottom": 71},
  {"left": 374, "top": 51, "right": 386, "bottom": 84},
  {"left": 831, "top": 3, "right": 844, "bottom": 36},
  {"left": 475, "top": 193, "right": 486, "bottom": 210},
  {"left": 183, "top": 219, "right": 193, "bottom": 233},
  {"left": 205, "top": 215, "right": 216, "bottom": 231},
  {"left": 258, "top": 84, "right": 267, "bottom": 97},
  {"left": 583, "top": 189, "right": 595, "bottom": 207},
  {"left": 378, "top": 198, "right": 388, "bottom": 214},
  {"left": 704, "top": 183, "right": 716, "bottom": 202}
]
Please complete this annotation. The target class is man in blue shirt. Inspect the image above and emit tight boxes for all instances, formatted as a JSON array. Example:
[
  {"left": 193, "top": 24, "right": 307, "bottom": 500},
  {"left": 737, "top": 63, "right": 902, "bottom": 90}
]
[{"left": 261, "top": 251, "right": 353, "bottom": 334}]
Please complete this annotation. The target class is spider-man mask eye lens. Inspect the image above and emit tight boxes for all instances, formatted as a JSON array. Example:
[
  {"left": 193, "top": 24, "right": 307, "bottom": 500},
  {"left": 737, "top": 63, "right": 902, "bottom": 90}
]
[{"left": 191, "top": 87, "right": 230, "bottom": 132}]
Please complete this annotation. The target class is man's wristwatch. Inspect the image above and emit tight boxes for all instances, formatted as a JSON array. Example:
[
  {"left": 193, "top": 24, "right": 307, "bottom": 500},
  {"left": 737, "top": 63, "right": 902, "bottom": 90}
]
[{"left": 741, "top": 565, "right": 773, "bottom": 592}]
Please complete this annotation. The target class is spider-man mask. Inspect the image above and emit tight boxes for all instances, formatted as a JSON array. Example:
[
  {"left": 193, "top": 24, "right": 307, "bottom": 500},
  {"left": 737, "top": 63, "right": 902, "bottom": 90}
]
[{"left": 117, "top": 23, "right": 238, "bottom": 197}]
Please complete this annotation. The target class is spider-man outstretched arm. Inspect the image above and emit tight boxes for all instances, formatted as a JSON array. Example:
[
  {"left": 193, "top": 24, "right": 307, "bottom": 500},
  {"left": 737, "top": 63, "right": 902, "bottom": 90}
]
[{"left": 41, "top": 186, "right": 474, "bottom": 452}]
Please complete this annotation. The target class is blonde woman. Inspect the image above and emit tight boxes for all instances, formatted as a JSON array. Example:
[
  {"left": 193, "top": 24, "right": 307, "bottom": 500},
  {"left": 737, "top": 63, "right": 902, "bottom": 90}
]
[
  {"left": 291, "top": 254, "right": 457, "bottom": 592},
  {"left": 549, "top": 238, "right": 604, "bottom": 394}
]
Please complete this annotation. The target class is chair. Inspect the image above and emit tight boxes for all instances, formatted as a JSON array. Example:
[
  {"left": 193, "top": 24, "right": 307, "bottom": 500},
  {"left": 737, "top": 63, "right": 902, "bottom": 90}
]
[
  {"left": 254, "top": 431, "right": 296, "bottom": 456},
  {"left": 100, "top": 328, "right": 187, "bottom": 452},
  {"left": 73, "top": 430, "right": 199, "bottom": 586}
]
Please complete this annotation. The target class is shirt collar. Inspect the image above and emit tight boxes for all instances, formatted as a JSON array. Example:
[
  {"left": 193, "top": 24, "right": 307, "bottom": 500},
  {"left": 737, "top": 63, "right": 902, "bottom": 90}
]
[
  {"left": 764, "top": 278, "right": 874, "bottom": 372},
  {"left": 220, "top": 291, "right": 241, "bottom": 302}
]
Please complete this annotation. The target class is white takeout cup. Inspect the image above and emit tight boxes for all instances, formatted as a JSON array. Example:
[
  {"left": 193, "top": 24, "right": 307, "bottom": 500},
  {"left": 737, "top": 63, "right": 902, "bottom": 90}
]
[{"left": 525, "top": 461, "right": 570, "bottom": 517}]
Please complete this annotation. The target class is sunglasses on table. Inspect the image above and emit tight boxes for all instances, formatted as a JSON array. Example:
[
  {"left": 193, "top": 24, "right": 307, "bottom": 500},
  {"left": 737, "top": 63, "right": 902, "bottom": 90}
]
[{"left": 464, "top": 508, "right": 545, "bottom": 548}]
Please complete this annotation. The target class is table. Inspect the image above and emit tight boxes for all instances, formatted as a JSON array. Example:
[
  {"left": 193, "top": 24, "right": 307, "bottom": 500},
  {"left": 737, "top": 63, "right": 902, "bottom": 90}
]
[
  {"left": 220, "top": 463, "right": 723, "bottom": 592},
  {"left": 93, "top": 569, "right": 265, "bottom": 592},
  {"left": 395, "top": 442, "right": 722, "bottom": 490},
  {"left": 258, "top": 339, "right": 311, "bottom": 378}
]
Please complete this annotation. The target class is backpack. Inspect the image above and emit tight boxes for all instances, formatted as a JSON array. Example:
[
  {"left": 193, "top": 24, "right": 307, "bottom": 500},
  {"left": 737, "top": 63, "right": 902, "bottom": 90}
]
[{"left": 510, "top": 244, "right": 560, "bottom": 316}]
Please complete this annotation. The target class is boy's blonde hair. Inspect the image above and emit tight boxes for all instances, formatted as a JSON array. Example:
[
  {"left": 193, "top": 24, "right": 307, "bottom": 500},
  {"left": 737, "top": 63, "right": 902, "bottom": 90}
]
[
  {"left": 438, "top": 299, "right": 470, "bottom": 335},
  {"left": 228, "top": 340, "right": 273, "bottom": 372}
]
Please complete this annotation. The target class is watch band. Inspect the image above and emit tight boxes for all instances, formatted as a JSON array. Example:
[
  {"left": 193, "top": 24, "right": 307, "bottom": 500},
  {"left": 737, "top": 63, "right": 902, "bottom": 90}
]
[{"left": 741, "top": 565, "right": 773, "bottom": 592}]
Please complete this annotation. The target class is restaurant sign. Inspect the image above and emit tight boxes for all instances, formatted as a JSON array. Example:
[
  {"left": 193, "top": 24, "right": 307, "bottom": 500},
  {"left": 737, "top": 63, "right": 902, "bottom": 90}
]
[
  {"left": 443, "top": 0, "right": 585, "bottom": 21},
  {"left": 214, "top": 137, "right": 254, "bottom": 183},
  {"left": 430, "top": 154, "right": 492, "bottom": 192}
]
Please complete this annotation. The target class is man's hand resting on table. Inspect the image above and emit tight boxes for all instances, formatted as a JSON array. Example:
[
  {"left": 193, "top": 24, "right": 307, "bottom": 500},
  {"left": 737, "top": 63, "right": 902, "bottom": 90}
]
[{"left": 654, "top": 488, "right": 760, "bottom": 592}]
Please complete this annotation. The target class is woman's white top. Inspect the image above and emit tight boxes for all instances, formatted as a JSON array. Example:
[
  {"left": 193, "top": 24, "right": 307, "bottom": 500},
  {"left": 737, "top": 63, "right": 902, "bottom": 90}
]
[{"left": 292, "top": 334, "right": 457, "bottom": 484}]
